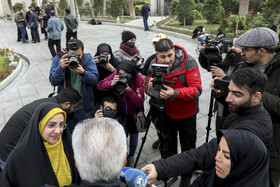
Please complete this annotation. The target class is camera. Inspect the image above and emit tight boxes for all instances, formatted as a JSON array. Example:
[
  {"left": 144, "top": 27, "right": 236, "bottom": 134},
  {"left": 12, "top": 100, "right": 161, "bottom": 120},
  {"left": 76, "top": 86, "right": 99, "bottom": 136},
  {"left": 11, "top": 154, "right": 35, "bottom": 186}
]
[
  {"left": 131, "top": 54, "right": 144, "bottom": 70},
  {"left": 214, "top": 79, "right": 230, "bottom": 91},
  {"left": 148, "top": 64, "right": 176, "bottom": 110},
  {"left": 98, "top": 53, "right": 109, "bottom": 66},
  {"left": 66, "top": 41, "right": 80, "bottom": 69},
  {"left": 115, "top": 73, "right": 132, "bottom": 93},
  {"left": 102, "top": 106, "right": 116, "bottom": 118},
  {"left": 66, "top": 51, "right": 80, "bottom": 69},
  {"left": 199, "top": 33, "right": 233, "bottom": 71}
]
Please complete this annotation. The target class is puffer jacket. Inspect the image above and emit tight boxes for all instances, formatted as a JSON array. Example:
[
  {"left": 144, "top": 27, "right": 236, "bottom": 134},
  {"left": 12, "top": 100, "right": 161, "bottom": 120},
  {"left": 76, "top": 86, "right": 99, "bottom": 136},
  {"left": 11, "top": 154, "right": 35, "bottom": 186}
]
[{"left": 145, "top": 45, "right": 202, "bottom": 119}]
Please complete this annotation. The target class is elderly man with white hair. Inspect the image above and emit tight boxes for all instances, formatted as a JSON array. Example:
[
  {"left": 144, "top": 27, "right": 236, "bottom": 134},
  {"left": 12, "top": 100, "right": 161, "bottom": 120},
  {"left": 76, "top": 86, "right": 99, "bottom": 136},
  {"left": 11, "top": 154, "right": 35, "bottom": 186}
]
[{"left": 66, "top": 118, "right": 127, "bottom": 187}]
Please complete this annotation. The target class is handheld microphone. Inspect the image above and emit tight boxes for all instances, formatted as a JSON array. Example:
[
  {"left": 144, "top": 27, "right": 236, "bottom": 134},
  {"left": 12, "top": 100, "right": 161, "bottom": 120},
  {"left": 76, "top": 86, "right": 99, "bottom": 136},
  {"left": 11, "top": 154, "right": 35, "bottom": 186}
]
[
  {"left": 120, "top": 167, "right": 132, "bottom": 183},
  {"left": 124, "top": 169, "right": 148, "bottom": 187}
]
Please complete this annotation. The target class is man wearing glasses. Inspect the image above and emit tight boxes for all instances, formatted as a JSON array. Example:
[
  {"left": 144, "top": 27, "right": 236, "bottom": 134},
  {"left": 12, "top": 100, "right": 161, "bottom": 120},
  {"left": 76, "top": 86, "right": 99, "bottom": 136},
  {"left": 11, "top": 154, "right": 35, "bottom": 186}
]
[{"left": 234, "top": 27, "right": 280, "bottom": 187}]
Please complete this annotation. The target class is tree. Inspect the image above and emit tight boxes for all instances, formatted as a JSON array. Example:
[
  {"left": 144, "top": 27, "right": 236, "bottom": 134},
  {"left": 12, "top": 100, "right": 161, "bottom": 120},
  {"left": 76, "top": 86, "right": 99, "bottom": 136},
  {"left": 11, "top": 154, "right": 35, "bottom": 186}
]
[
  {"left": 239, "top": 0, "right": 249, "bottom": 16},
  {"left": 109, "top": 0, "right": 126, "bottom": 18},
  {"left": 93, "top": 0, "right": 103, "bottom": 17},
  {"left": 202, "top": 0, "right": 224, "bottom": 34},
  {"left": 74, "top": 0, "right": 80, "bottom": 19},
  {"left": 170, "top": 0, "right": 179, "bottom": 16},
  {"left": 177, "top": 0, "right": 195, "bottom": 25},
  {"left": 58, "top": 0, "right": 69, "bottom": 16},
  {"left": 52, "top": 0, "right": 59, "bottom": 17},
  {"left": 89, "top": 0, "right": 95, "bottom": 18},
  {"left": 7, "top": 0, "right": 14, "bottom": 19},
  {"left": 128, "top": 0, "right": 135, "bottom": 19},
  {"left": 263, "top": 0, "right": 280, "bottom": 35}
]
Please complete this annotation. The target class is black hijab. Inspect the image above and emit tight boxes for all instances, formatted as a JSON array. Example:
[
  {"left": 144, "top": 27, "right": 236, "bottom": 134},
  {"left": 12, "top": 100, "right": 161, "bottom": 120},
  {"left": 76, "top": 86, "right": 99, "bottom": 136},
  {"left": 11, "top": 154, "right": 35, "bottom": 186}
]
[
  {"left": 0, "top": 102, "right": 80, "bottom": 187},
  {"left": 117, "top": 59, "right": 137, "bottom": 78},
  {"left": 191, "top": 129, "right": 269, "bottom": 187},
  {"left": 95, "top": 43, "right": 118, "bottom": 71}
]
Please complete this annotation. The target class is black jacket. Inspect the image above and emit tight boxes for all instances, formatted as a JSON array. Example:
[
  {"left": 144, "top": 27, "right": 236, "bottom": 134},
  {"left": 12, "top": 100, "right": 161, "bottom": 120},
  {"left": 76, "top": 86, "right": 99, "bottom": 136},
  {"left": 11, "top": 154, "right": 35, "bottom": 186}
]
[
  {"left": 152, "top": 103, "right": 272, "bottom": 181},
  {"left": 0, "top": 97, "right": 58, "bottom": 161},
  {"left": 241, "top": 52, "right": 280, "bottom": 169}
]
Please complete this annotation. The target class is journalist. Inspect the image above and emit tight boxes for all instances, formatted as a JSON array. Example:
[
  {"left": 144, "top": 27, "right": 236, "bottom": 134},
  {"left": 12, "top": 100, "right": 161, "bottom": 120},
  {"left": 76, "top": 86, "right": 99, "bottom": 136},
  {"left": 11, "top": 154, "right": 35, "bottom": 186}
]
[
  {"left": 84, "top": 96, "right": 117, "bottom": 119},
  {"left": 198, "top": 37, "right": 244, "bottom": 132},
  {"left": 145, "top": 38, "right": 202, "bottom": 186},
  {"left": 49, "top": 39, "right": 99, "bottom": 133},
  {"left": 142, "top": 68, "right": 272, "bottom": 186},
  {"left": 97, "top": 60, "right": 144, "bottom": 167},
  {"left": 28, "top": 8, "right": 40, "bottom": 43},
  {"left": 93, "top": 43, "right": 118, "bottom": 103},
  {"left": 66, "top": 118, "right": 127, "bottom": 186},
  {"left": 233, "top": 27, "right": 280, "bottom": 187}
]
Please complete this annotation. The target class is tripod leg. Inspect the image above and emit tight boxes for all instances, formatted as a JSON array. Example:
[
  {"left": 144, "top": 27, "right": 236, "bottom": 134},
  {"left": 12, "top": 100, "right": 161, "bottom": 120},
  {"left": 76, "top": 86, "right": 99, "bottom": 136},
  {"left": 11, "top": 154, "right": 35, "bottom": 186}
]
[{"left": 206, "top": 90, "right": 215, "bottom": 143}]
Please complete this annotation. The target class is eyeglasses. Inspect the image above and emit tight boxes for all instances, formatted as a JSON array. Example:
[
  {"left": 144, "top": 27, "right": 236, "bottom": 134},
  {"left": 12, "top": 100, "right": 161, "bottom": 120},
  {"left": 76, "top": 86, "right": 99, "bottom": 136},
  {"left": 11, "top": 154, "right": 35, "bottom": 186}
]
[{"left": 46, "top": 123, "right": 67, "bottom": 130}]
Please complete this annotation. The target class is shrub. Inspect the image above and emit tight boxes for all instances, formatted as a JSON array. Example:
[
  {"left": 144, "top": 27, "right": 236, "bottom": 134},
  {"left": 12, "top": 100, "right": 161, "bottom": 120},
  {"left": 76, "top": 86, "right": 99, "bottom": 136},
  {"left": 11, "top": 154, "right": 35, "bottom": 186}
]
[
  {"left": 177, "top": 0, "right": 195, "bottom": 25},
  {"left": 170, "top": 0, "right": 179, "bottom": 16},
  {"left": 13, "top": 3, "right": 23, "bottom": 13},
  {"left": 193, "top": 9, "right": 203, "bottom": 20},
  {"left": 195, "top": 3, "right": 204, "bottom": 12}
]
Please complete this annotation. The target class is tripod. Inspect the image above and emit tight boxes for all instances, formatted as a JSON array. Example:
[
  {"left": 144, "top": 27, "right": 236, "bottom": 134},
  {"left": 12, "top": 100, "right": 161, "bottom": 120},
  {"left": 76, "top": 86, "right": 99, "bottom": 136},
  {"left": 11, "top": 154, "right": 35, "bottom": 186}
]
[{"left": 134, "top": 99, "right": 177, "bottom": 187}]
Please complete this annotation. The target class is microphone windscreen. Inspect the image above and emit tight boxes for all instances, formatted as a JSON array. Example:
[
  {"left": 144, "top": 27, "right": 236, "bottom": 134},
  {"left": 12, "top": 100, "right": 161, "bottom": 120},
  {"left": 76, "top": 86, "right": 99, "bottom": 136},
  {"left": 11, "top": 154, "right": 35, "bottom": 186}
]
[
  {"left": 120, "top": 167, "right": 132, "bottom": 183},
  {"left": 198, "top": 34, "right": 207, "bottom": 43},
  {"left": 125, "top": 169, "right": 148, "bottom": 187}
]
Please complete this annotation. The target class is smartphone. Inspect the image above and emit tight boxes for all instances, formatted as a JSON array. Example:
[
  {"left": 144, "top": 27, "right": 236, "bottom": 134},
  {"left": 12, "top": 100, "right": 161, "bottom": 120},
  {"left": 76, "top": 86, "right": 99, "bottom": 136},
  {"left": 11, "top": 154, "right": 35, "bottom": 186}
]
[{"left": 214, "top": 79, "right": 230, "bottom": 91}]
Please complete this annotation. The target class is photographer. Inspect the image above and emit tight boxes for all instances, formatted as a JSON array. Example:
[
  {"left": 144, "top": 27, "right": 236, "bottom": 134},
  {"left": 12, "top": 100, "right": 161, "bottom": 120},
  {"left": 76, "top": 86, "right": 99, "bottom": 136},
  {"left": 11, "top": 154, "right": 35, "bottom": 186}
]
[
  {"left": 49, "top": 39, "right": 99, "bottom": 133},
  {"left": 84, "top": 96, "right": 117, "bottom": 119},
  {"left": 93, "top": 43, "right": 118, "bottom": 103},
  {"left": 97, "top": 60, "right": 144, "bottom": 167},
  {"left": 114, "top": 31, "right": 143, "bottom": 70},
  {"left": 198, "top": 37, "right": 244, "bottom": 132},
  {"left": 145, "top": 38, "right": 202, "bottom": 186}
]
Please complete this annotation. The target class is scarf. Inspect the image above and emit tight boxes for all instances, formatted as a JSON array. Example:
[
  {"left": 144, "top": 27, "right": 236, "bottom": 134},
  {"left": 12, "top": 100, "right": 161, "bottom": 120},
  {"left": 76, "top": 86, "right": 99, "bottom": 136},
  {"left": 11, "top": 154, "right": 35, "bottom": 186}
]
[
  {"left": 39, "top": 108, "right": 72, "bottom": 187},
  {"left": 119, "top": 42, "right": 139, "bottom": 57}
]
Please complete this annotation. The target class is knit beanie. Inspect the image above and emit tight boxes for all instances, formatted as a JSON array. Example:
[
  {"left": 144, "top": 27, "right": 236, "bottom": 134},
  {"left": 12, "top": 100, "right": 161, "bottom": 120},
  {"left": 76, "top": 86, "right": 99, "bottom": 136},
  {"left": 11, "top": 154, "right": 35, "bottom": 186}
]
[
  {"left": 122, "top": 31, "right": 136, "bottom": 44},
  {"left": 117, "top": 59, "right": 137, "bottom": 77}
]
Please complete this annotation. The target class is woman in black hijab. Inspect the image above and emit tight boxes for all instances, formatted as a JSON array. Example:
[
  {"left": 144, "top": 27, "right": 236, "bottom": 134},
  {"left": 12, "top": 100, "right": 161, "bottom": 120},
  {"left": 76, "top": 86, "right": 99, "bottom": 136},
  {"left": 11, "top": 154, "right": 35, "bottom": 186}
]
[
  {"left": 93, "top": 43, "right": 118, "bottom": 104},
  {"left": 0, "top": 102, "right": 80, "bottom": 187},
  {"left": 191, "top": 129, "right": 269, "bottom": 187}
]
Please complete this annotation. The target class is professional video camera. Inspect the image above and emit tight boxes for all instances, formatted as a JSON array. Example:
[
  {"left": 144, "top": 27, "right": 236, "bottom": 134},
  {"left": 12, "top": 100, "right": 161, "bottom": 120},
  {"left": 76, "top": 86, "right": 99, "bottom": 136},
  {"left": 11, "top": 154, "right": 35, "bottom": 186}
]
[
  {"left": 115, "top": 73, "right": 132, "bottom": 93},
  {"left": 98, "top": 53, "right": 109, "bottom": 66},
  {"left": 102, "top": 106, "right": 116, "bottom": 118},
  {"left": 66, "top": 41, "right": 80, "bottom": 69},
  {"left": 198, "top": 32, "right": 233, "bottom": 71},
  {"left": 148, "top": 64, "right": 176, "bottom": 110},
  {"left": 131, "top": 54, "right": 144, "bottom": 70}
]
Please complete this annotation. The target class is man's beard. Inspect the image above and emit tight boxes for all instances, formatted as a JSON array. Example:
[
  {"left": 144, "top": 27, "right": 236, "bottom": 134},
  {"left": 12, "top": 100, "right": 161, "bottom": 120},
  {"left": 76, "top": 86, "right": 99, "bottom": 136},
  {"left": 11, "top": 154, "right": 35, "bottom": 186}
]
[
  {"left": 228, "top": 96, "right": 252, "bottom": 114},
  {"left": 223, "top": 50, "right": 243, "bottom": 67}
]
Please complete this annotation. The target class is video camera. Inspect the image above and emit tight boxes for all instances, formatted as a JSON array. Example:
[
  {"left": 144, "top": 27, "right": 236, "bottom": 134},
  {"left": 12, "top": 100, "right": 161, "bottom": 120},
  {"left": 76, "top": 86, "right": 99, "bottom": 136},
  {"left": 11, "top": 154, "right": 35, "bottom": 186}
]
[
  {"left": 148, "top": 64, "right": 176, "bottom": 110},
  {"left": 115, "top": 73, "right": 132, "bottom": 93},
  {"left": 98, "top": 53, "right": 109, "bottom": 66},
  {"left": 131, "top": 54, "right": 144, "bottom": 70},
  {"left": 66, "top": 41, "right": 80, "bottom": 69},
  {"left": 198, "top": 33, "right": 233, "bottom": 71}
]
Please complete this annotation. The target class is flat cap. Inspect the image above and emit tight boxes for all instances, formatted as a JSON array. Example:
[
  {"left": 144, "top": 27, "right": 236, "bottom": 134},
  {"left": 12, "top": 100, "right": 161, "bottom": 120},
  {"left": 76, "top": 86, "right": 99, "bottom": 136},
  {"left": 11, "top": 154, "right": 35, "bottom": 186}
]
[{"left": 235, "top": 27, "right": 279, "bottom": 49}]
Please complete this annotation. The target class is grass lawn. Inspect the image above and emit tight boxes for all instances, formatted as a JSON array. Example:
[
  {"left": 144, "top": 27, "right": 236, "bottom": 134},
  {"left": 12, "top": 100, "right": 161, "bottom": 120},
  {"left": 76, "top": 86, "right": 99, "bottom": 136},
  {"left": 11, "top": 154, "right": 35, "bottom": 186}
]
[{"left": 167, "top": 19, "right": 220, "bottom": 35}]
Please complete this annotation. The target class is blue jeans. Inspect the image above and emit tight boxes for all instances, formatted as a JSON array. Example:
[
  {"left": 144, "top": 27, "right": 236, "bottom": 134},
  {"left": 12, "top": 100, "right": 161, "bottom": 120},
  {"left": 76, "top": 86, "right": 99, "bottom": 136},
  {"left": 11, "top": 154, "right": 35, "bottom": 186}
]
[
  {"left": 123, "top": 117, "right": 139, "bottom": 157},
  {"left": 143, "top": 16, "right": 149, "bottom": 30},
  {"left": 19, "top": 27, "right": 26, "bottom": 43}
]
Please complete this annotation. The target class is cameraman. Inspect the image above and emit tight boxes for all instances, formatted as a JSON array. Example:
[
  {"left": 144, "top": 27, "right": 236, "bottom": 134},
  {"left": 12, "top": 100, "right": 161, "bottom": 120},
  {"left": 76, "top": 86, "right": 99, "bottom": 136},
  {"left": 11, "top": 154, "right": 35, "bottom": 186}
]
[
  {"left": 97, "top": 60, "right": 144, "bottom": 168},
  {"left": 93, "top": 43, "right": 118, "bottom": 103},
  {"left": 49, "top": 39, "right": 99, "bottom": 133},
  {"left": 198, "top": 38, "right": 244, "bottom": 132},
  {"left": 145, "top": 38, "right": 202, "bottom": 186}
]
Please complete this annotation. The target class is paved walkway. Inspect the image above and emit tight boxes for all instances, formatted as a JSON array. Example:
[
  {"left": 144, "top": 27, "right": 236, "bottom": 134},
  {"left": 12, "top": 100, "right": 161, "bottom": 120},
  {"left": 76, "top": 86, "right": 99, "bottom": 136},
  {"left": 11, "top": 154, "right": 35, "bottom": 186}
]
[{"left": 0, "top": 18, "right": 216, "bottom": 186}]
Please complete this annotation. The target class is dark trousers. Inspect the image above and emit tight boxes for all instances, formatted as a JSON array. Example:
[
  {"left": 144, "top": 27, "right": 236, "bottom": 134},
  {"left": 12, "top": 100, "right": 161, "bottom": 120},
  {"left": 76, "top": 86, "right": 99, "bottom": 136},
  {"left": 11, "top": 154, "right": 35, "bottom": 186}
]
[
  {"left": 143, "top": 16, "right": 149, "bottom": 30},
  {"left": 31, "top": 28, "right": 40, "bottom": 42},
  {"left": 66, "top": 31, "right": 77, "bottom": 44},
  {"left": 17, "top": 27, "right": 28, "bottom": 41},
  {"left": 48, "top": 38, "right": 61, "bottom": 57},
  {"left": 67, "top": 108, "right": 90, "bottom": 133}
]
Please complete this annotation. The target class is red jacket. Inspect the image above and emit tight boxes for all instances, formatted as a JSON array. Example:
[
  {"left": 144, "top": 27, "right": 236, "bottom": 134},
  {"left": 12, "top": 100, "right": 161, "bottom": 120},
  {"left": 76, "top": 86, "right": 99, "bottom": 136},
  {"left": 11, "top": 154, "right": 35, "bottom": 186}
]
[{"left": 145, "top": 45, "right": 202, "bottom": 119}]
